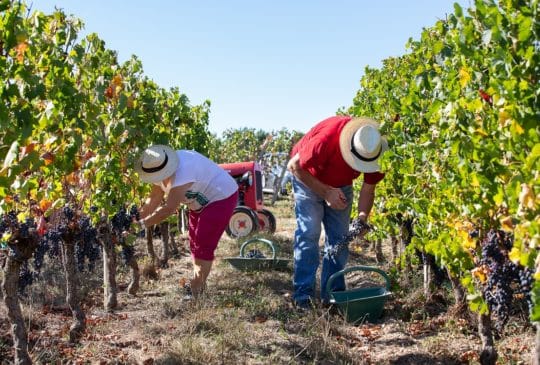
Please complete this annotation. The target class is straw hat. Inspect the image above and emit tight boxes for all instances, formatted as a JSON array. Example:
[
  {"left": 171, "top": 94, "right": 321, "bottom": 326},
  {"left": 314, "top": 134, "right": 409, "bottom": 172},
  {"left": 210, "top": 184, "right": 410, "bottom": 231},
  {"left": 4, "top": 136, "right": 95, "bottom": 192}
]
[
  {"left": 135, "top": 145, "right": 179, "bottom": 183},
  {"left": 339, "top": 117, "right": 388, "bottom": 173}
]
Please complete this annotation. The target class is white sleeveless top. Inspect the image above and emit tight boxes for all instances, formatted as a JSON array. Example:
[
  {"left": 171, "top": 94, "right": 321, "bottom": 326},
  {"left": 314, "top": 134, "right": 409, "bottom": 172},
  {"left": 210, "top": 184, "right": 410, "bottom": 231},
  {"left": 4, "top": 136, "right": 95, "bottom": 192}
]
[{"left": 161, "top": 150, "right": 237, "bottom": 211}]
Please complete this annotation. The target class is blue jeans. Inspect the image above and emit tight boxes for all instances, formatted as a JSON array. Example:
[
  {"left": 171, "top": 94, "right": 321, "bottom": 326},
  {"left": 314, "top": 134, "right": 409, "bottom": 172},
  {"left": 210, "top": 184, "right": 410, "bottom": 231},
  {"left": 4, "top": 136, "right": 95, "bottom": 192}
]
[{"left": 292, "top": 177, "right": 353, "bottom": 303}]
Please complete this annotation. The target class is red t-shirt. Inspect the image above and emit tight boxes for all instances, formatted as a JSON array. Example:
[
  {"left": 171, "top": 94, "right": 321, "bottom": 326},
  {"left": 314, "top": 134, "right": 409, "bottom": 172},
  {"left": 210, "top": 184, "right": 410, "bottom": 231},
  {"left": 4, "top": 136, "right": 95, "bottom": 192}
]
[{"left": 291, "top": 116, "right": 384, "bottom": 187}]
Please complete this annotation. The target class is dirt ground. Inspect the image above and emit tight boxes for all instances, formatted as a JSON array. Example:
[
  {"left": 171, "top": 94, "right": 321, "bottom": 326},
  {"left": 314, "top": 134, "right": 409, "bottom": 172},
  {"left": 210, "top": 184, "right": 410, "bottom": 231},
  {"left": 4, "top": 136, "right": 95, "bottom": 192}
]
[{"left": 0, "top": 197, "right": 536, "bottom": 364}]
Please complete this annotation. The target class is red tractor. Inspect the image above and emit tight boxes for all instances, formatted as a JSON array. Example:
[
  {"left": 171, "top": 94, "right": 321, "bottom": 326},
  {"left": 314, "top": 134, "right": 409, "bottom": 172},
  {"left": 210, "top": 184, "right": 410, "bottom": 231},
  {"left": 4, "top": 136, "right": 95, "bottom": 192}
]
[{"left": 220, "top": 161, "right": 277, "bottom": 238}]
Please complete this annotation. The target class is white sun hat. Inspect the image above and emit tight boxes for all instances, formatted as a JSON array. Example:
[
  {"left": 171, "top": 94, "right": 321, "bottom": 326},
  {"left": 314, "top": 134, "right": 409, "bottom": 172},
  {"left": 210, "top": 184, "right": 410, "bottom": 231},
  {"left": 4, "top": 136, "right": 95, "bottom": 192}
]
[
  {"left": 135, "top": 145, "right": 179, "bottom": 184},
  {"left": 339, "top": 117, "right": 388, "bottom": 173}
]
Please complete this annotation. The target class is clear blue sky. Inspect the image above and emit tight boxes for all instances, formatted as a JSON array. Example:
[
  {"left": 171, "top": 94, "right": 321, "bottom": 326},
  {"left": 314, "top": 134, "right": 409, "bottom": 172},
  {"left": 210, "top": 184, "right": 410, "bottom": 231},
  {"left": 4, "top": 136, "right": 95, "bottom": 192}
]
[{"left": 30, "top": 1, "right": 470, "bottom": 136}]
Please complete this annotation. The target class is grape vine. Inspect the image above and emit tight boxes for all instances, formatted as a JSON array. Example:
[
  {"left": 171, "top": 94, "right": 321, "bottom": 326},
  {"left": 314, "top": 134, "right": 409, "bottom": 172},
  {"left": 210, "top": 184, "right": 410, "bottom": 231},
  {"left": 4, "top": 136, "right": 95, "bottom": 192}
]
[
  {"left": 0, "top": 1, "right": 212, "bottom": 362},
  {"left": 347, "top": 0, "right": 538, "bottom": 323},
  {"left": 474, "top": 229, "right": 534, "bottom": 332}
]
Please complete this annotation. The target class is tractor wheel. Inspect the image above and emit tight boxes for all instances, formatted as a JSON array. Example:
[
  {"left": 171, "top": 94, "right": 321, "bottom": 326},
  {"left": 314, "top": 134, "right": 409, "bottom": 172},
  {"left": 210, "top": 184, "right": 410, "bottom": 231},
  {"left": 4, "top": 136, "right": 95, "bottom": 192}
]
[
  {"left": 226, "top": 206, "right": 259, "bottom": 238},
  {"left": 257, "top": 209, "right": 276, "bottom": 234}
]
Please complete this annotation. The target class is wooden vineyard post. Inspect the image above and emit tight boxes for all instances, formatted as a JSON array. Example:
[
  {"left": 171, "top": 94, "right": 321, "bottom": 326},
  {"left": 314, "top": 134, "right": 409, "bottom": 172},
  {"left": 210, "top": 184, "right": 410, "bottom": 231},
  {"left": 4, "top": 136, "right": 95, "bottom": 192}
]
[
  {"left": 98, "top": 219, "right": 118, "bottom": 312},
  {"left": 61, "top": 238, "right": 86, "bottom": 342}
]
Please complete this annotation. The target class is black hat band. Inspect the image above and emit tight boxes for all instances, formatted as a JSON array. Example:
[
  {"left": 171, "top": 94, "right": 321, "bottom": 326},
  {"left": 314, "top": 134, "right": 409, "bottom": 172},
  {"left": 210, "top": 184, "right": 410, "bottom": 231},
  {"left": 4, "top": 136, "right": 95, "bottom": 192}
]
[
  {"left": 142, "top": 153, "right": 168, "bottom": 173},
  {"left": 350, "top": 137, "right": 381, "bottom": 162}
]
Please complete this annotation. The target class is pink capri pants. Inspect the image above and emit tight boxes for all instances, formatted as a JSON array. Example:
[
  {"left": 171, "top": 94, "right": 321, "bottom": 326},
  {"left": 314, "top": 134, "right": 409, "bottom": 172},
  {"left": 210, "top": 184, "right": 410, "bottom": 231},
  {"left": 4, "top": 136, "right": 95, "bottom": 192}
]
[{"left": 188, "top": 191, "right": 238, "bottom": 260}]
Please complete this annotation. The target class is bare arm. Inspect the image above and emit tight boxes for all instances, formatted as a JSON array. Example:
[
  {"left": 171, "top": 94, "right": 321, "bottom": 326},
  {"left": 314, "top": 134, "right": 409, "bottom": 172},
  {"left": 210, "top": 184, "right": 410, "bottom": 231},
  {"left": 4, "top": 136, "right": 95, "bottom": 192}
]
[
  {"left": 142, "top": 182, "right": 193, "bottom": 227},
  {"left": 357, "top": 182, "right": 376, "bottom": 222},
  {"left": 139, "top": 184, "right": 165, "bottom": 220},
  {"left": 287, "top": 153, "right": 348, "bottom": 210}
]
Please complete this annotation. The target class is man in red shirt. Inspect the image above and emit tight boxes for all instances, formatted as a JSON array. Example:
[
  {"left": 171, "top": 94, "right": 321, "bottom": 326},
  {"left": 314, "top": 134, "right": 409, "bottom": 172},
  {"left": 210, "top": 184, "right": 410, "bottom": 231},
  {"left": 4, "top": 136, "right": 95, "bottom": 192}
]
[{"left": 287, "top": 116, "right": 388, "bottom": 310}]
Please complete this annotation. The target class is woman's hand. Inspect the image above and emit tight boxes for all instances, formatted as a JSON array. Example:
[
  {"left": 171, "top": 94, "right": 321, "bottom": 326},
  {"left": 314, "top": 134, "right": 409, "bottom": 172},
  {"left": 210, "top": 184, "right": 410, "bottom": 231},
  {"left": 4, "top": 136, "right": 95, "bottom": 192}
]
[{"left": 139, "top": 184, "right": 165, "bottom": 219}]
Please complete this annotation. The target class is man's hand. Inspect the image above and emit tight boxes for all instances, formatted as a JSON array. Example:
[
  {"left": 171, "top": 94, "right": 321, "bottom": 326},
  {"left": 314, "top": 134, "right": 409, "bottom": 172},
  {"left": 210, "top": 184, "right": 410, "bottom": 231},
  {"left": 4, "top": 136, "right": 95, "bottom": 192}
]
[
  {"left": 288, "top": 153, "right": 348, "bottom": 209},
  {"left": 350, "top": 218, "right": 371, "bottom": 239},
  {"left": 324, "top": 187, "right": 348, "bottom": 210}
]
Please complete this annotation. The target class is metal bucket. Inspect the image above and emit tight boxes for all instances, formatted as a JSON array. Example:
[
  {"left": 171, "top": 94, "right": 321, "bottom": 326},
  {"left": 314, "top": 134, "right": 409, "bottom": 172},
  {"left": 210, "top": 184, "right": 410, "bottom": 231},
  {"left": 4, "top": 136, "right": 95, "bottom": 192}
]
[
  {"left": 224, "top": 237, "right": 291, "bottom": 271},
  {"left": 326, "top": 265, "right": 392, "bottom": 324}
]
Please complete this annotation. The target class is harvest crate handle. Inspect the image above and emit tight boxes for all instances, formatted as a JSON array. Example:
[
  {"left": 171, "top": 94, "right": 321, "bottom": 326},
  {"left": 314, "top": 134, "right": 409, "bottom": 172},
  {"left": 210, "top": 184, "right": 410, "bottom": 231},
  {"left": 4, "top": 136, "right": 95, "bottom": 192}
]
[
  {"left": 239, "top": 238, "right": 276, "bottom": 260},
  {"left": 326, "top": 265, "right": 391, "bottom": 297}
]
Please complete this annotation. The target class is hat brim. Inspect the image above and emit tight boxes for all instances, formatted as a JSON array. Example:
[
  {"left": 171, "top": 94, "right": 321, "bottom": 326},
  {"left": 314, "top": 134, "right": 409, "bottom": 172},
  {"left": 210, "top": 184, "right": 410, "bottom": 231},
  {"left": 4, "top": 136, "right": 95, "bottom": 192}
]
[
  {"left": 134, "top": 145, "right": 179, "bottom": 184},
  {"left": 339, "top": 117, "right": 388, "bottom": 173}
]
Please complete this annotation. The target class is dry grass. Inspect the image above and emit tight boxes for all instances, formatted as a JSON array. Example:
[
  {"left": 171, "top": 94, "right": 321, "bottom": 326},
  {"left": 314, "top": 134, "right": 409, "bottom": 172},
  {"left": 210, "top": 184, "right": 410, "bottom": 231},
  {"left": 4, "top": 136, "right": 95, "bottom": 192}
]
[{"left": 0, "top": 195, "right": 536, "bottom": 364}]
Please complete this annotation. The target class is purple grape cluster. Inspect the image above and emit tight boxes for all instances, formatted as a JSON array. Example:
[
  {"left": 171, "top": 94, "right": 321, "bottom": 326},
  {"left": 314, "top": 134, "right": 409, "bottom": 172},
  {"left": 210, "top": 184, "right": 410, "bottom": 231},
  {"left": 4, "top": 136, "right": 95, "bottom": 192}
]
[
  {"left": 244, "top": 249, "right": 265, "bottom": 259},
  {"left": 27, "top": 206, "right": 102, "bottom": 286},
  {"left": 0, "top": 212, "right": 37, "bottom": 262},
  {"left": 479, "top": 229, "right": 533, "bottom": 332},
  {"left": 129, "top": 204, "right": 140, "bottom": 221},
  {"left": 516, "top": 266, "right": 534, "bottom": 314},
  {"left": 111, "top": 207, "right": 132, "bottom": 234},
  {"left": 18, "top": 262, "right": 34, "bottom": 292},
  {"left": 74, "top": 215, "right": 100, "bottom": 272},
  {"left": 120, "top": 244, "right": 135, "bottom": 265},
  {"left": 39, "top": 229, "right": 62, "bottom": 258},
  {"left": 1, "top": 204, "right": 120, "bottom": 292},
  {"left": 0, "top": 211, "right": 39, "bottom": 290},
  {"left": 112, "top": 206, "right": 140, "bottom": 265}
]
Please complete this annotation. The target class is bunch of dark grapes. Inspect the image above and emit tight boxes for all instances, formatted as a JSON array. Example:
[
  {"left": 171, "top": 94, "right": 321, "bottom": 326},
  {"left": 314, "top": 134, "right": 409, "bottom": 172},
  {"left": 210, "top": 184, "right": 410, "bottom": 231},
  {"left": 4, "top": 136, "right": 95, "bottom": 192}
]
[
  {"left": 129, "top": 205, "right": 140, "bottom": 222},
  {"left": 112, "top": 207, "right": 137, "bottom": 265},
  {"left": 40, "top": 229, "right": 62, "bottom": 259},
  {"left": 325, "top": 218, "right": 371, "bottom": 259},
  {"left": 74, "top": 215, "right": 101, "bottom": 272},
  {"left": 33, "top": 235, "right": 50, "bottom": 272},
  {"left": 479, "top": 229, "right": 532, "bottom": 332},
  {"left": 34, "top": 206, "right": 101, "bottom": 275},
  {"left": 0, "top": 214, "right": 9, "bottom": 234},
  {"left": 18, "top": 217, "right": 34, "bottom": 239},
  {"left": 0, "top": 211, "right": 18, "bottom": 235},
  {"left": 1, "top": 206, "right": 100, "bottom": 293},
  {"left": 0, "top": 211, "right": 34, "bottom": 240},
  {"left": 482, "top": 230, "right": 506, "bottom": 263},
  {"left": 63, "top": 206, "right": 74, "bottom": 221},
  {"left": 401, "top": 217, "right": 414, "bottom": 246},
  {"left": 53, "top": 206, "right": 73, "bottom": 240},
  {"left": 468, "top": 229, "right": 480, "bottom": 239},
  {"left": 244, "top": 249, "right": 265, "bottom": 259},
  {"left": 120, "top": 244, "right": 135, "bottom": 265},
  {"left": 34, "top": 216, "right": 64, "bottom": 272},
  {"left": 111, "top": 207, "right": 131, "bottom": 235},
  {"left": 0, "top": 212, "right": 37, "bottom": 262},
  {"left": 18, "top": 262, "right": 34, "bottom": 293},
  {"left": 516, "top": 267, "right": 534, "bottom": 314},
  {"left": 0, "top": 211, "right": 45, "bottom": 292},
  {"left": 0, "top": 212, "right": 16, "bottom": 254}
]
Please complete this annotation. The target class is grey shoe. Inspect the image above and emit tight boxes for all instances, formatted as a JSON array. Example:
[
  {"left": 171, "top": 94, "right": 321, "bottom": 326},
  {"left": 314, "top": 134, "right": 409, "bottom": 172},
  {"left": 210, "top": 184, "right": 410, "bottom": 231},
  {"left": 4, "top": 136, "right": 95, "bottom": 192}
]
[
  {"left": 181, "top": 283, "right": 194, "bottom": 302},
  {"left": 294, "top": 299, "right": 314, "bottom": 313}
]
